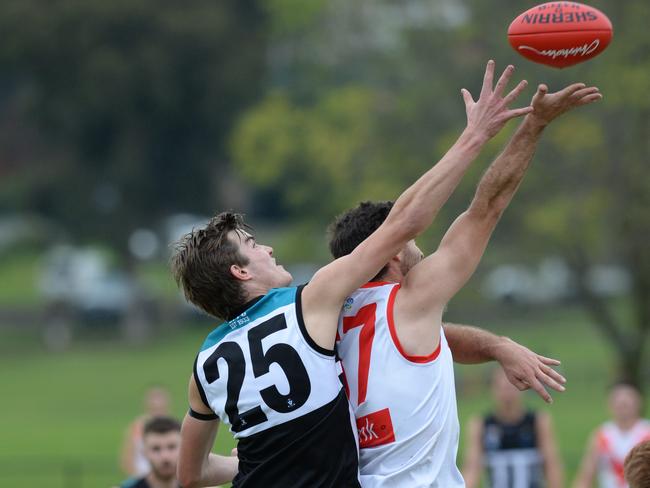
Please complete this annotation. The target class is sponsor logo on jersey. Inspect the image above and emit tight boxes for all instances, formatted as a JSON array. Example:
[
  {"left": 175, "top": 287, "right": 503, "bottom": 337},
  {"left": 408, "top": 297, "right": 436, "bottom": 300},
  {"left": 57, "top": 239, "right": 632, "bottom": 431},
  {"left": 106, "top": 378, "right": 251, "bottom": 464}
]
[
  {"left": 356, "top": 408, "right": 395, "bottom": 449},
  {"left": 344, "top": 297, "right": 354, "bottom": 311}
]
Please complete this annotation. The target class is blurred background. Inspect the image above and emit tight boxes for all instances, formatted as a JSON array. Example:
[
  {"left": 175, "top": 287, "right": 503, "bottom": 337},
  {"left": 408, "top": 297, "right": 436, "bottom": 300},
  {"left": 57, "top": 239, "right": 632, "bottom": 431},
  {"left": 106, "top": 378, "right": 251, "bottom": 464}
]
[{"left": 0, "top": 0, "right": 648, "bottom": 486}]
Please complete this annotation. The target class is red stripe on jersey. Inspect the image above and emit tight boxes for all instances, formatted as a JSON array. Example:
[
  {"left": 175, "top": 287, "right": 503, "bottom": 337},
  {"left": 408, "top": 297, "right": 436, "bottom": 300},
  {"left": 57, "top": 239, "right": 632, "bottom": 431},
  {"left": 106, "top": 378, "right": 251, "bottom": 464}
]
[
  {"left": 361, "top": 281, "right": 393, "bottom": 288},
  {"left": 386, "top": 284, "right": 441, "bottom": 363},
  {"left": 356, "top": 408, "right": 395, "bottom": 449}
]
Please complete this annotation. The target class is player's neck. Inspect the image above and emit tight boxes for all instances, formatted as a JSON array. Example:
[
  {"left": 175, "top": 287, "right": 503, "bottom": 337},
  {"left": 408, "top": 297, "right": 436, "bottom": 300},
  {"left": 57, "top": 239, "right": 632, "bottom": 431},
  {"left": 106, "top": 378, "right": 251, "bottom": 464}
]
[
  {"left": 615, "top": 417, "right": 639, "bottom": 431},
  {"left": 496, "top": 403, "right": 525, "bottom": 423},
  {"left": 145, "top": 472, "right": 177, "bottom": 488}
]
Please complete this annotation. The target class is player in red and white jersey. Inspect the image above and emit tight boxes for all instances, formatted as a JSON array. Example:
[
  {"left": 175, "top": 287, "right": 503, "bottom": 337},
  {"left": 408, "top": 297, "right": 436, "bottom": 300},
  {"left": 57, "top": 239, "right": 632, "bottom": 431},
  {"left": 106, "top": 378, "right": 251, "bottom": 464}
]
[
  {"left": 332, "top": 78, "right": 602, "bottom": 487},
  {"left": 575, "top": 383, "right": 650, "bottom": 488},
  {"left": 337, "top": 281, "right": 462, "bottom": 487}
]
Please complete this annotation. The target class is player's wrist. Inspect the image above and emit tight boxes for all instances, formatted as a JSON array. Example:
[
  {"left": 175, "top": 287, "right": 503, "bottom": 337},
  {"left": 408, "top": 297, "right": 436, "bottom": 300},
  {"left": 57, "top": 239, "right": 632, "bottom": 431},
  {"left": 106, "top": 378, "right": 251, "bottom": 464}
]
[
  {"left": 523, "top": 114, "right": 549, "bottom": 132},
  {"left": 459, "top": 127, "right": 490, "bottom": 152}
]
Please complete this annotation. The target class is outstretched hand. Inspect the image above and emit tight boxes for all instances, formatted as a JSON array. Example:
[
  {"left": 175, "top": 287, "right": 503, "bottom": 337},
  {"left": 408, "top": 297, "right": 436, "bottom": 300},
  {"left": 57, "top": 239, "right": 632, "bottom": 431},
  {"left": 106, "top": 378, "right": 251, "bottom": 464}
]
[
  {"left": 493, "top": 337, "right": 566, "bottom": 404},
  {"left": 462, "top": 60, "right": 533, "bottom": 141},
  {"left": 528, "top": 82, "right": 602, "bottom": 127}
]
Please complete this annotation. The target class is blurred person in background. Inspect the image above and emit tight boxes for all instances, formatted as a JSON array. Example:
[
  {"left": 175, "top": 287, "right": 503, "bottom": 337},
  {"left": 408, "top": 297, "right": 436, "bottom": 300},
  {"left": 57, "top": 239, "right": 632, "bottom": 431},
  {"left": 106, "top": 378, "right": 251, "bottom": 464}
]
[
  {"left": 119, "top": 416, "right": 182, "bottom": 488},
  {"left": 462, "top": 368, "right": 564, "bottom": 488},
  {"left": 624, "top": 440, "right": 650, "bottom": 488},
  {"left": 574, "top": 382, "right": 650, "bottom": 488},
  {"left": 121, "top": 387, "right": 172, "bottom": 477}
]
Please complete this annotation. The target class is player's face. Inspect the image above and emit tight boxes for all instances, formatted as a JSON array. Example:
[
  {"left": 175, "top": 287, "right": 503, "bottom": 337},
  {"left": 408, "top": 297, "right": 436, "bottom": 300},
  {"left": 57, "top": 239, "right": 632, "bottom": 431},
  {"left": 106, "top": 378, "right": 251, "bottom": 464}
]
[
  {"left": 609, "top": 386, "right": 642, "bottom": 423},
  {"left": 492, "top": 369, "right": 522, "bottom": 406},
  {"left": 145, "top": 388, "right": 170, "bottom": 416},
  {"left": 231, "top": 231, "right": 293, "bottom": 288},
  {"left": 398, "top": 240, "right": 424, "bottom": 275},
  {"left": 143, "top": 431, "right": 180, "bottom": 481}
]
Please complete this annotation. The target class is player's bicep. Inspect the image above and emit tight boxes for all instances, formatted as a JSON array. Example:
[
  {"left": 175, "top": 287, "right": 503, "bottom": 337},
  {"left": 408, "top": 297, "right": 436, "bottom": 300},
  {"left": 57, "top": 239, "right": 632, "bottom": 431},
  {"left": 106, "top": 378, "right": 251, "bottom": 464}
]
[
  {"left": 306, "top": 224, "right": 407, "bottom": 305},
  {"left": 179, "top": 375, "right": 221, "bottom": 485},
  {"left": 402, "top": 209, "right": 499, "bottom": 306}
]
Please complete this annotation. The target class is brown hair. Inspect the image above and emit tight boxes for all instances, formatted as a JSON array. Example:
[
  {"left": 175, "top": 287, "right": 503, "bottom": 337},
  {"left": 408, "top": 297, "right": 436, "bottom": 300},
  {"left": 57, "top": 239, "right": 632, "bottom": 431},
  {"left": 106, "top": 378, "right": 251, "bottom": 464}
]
[
  {"left": 171, "top": 212, "right": 251, "bottom": 320},
  {"left": 624, "top": 440, "right": 650, "bottom": 488},
  {"left": 143, "top": 416, "right": 181, "bottom": 436},
  {"left": 328, "top": 201, "right": 394, "bottom": 281}
]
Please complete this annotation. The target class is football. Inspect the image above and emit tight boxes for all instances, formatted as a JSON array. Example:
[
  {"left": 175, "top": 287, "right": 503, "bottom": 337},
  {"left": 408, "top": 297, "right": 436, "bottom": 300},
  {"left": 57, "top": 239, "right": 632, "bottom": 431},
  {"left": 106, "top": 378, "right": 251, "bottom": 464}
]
[{"left": 507, "top": 2, "right": 613, "bottom": 68}]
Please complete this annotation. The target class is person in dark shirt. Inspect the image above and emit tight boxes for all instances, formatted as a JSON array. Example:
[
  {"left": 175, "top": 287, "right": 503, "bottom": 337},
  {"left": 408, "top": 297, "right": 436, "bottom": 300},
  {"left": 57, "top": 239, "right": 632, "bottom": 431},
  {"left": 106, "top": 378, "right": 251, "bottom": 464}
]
[
  {"left": 463, "top": 368, "right": 564, "bottom": 488},
  {"left": 119, "top": 416, "right": 183, "bottom": 488}
]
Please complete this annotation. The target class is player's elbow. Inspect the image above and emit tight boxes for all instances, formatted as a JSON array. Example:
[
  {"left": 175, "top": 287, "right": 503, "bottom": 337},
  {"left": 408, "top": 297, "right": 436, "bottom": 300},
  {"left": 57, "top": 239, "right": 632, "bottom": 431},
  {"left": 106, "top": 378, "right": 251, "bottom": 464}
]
[
  {"left": 177, "top": 464, "right": 201, "bottom": 488},
  {"left": 467, "top": 197, "right": 506, "bottom": 222}
]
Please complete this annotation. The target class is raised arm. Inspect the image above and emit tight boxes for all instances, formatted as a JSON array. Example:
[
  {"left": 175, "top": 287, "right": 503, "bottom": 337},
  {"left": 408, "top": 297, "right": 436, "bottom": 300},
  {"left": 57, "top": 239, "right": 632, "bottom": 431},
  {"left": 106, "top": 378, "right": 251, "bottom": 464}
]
[
  {"left": 395, "top": 83, "right": 601, "bottom": 373},
  {"left": 443, "top": 323, "right": 566, "bottom": 403},
  {"left": 302, "top": 61, "right": 532, "bottom": 349}
]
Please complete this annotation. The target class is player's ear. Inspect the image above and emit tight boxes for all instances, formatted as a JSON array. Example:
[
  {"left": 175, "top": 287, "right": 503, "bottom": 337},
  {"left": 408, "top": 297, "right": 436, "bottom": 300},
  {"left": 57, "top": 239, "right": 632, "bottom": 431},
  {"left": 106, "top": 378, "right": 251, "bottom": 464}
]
[{"left": 230, "top": 264, "right": 251, "bottom": 281}]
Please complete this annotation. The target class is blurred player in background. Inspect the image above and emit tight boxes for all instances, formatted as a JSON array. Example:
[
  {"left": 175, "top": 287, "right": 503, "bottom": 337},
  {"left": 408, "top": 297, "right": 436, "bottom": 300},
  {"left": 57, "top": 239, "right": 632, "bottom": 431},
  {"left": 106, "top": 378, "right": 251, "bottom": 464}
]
[
  {"left": 462, "top": 368, "right": 564, "bottom": 488},
  {"left": 171, "top": 60, "right": 535, "bottom": 488},
  {"left": 624, "top": 440, "right": 650, "bottom": 488},
  {"left": 574, "top": 382, "right": 650, "bottom": 488},
  {"left": 121, "top": 387, "right": 172, "bottom": 477},
  {"left": 331, "top": 73, "right": 601, "bottom": 487},
  {"left": 119, "top": 416, "right": 182, "bottom": 488}
]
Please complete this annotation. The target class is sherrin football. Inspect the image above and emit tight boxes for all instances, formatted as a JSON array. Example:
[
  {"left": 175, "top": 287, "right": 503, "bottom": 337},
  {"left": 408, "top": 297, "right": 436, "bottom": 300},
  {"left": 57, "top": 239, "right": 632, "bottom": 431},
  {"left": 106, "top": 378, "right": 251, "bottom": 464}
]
[{"left": 508, "top": 2, "right": 613, "bottom": 68}]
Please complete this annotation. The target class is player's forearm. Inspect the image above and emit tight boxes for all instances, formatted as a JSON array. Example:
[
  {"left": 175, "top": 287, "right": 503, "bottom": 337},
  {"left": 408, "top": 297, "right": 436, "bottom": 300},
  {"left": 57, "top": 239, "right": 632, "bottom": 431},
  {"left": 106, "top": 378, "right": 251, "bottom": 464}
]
[
  {"left": 443, "top": 323, "right": 507, "bottom": 364},
  {"left": 201, "top": 453, "right": 238, "bottom": 486},
  {"left": 469, "top": 117, "right": 544, "bottom": 217},
  {"left": 180, "top": 454, "right": 237, "bottom": 488},
  {"left": 388, "top": 128, "right": 486, "bottom": 239}
]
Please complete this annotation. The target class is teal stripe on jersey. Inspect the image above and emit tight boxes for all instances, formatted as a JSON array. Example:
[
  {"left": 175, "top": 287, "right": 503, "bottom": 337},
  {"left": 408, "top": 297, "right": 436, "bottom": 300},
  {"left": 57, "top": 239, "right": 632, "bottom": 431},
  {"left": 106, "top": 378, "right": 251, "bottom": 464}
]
[{"left": 200, "top": 287, "right": 298, "bottom": 351}]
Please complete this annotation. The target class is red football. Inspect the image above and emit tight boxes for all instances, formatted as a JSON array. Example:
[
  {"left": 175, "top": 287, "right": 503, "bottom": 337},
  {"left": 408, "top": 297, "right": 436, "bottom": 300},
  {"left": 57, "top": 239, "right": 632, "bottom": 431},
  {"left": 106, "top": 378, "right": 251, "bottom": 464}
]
[{"left": 508, "top": 2, "right": 613, "bottom": 68}]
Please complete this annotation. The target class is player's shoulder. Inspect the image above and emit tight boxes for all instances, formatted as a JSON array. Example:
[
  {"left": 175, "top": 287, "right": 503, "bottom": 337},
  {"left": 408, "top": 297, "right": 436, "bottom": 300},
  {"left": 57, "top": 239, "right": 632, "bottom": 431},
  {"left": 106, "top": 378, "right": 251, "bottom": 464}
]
[{"left": 198, "top": 286, "right": 301, "bottom": 352}]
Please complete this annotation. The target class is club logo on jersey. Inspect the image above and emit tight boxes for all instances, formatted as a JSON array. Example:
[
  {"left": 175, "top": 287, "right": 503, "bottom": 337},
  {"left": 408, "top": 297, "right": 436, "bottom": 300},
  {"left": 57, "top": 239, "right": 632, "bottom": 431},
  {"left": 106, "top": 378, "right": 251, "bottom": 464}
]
[
  {"left": 343, "top": 297, "right": 354, "bottom": 311},
  {"left": 356, "top": 408, "right": 395, "bottom": 449}
]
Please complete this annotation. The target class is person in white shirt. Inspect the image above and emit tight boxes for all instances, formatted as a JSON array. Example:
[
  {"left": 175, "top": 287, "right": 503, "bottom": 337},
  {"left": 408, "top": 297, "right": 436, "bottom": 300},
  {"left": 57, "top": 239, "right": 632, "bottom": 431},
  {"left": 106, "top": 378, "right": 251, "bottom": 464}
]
[
  {"left": 574, "top": 382, "right": 650, "bottom": 488},
  {"left": 331, "top": 72, "right": 601, "bottom": 487}
]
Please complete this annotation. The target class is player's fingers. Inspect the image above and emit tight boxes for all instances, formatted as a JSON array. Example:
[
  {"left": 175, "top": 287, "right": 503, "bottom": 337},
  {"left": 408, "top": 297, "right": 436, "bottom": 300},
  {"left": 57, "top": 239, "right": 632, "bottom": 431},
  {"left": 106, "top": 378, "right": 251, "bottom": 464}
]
[
  {"left": 529, "top": 376, "right": 553, "bottom": 404},
  {"left": 570, "top": 86, "right": 600, "bottom": 100},
  {"left": 503, "top": 79, "right": 528, "bottom": 105},
  {"left": 540, "top": 364, "right": 566, "bottom": 384},
  {"left": 561, "top": 82, "right": 587, "bottom": 97},
  {"left": 511, "top": 376, "right": 530, "bottom": 391},
  {"left": 493, "top": 64, "right": 515, "bottom": 97},
  {"left": 480, "top": 59, "right": 496, "bottom": 97},
  {"left": 531, "top": 84, "right": 548, "bottom": 106},
  {"left": 503, "top": 105, "right": 534, "bottom": 120},
  {"left": 576, "top": 93, "right": 603, "bottom": 105},
  {"left": 461, "top": 88, "right": 475, "bottom": 108},
  {"left": 537, "top": 354, "right": 561, "bottom": 366},
  {"left": 538, "top": 369, "right": 566, "bottom": 392}
]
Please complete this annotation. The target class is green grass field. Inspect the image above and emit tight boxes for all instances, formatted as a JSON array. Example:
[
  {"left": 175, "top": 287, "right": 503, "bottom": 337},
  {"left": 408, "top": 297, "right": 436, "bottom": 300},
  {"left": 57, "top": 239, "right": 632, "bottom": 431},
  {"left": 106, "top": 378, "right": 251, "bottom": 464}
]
[{"left": 0, "top": 306, "right": 646, "bottom": 487}]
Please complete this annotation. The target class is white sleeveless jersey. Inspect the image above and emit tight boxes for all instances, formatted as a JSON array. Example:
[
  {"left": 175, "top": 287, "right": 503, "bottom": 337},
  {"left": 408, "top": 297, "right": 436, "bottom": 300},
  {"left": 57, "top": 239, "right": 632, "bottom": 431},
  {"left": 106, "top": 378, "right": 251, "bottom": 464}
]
[
  {"left": 337, "top": 282, "right": 464, "bottom": 488},
  {"left": 194, "top": 286, "right": 360, "bottom": 487},
  {"left": 595, "top": 419, "right": 650, "bottom": 488}
]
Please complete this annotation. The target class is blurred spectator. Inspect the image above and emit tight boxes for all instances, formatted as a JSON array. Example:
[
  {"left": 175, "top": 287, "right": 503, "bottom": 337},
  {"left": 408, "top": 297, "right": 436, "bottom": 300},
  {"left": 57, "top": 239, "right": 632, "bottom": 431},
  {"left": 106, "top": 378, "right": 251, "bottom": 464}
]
[
  {"left": 118, "top": 416, "right": 181, "bottom": 488},
  {"left": 462, "top": 368, "right": 564, "bottom": 488},
  {"left": 624, "top": 440, "right": 650, "bottom": 488},
  {"left": 574, "top": 382, "right": 650, "bottom": 488},
  {"left": 120, "top": 387, "right": 171, "bottom": 477}
]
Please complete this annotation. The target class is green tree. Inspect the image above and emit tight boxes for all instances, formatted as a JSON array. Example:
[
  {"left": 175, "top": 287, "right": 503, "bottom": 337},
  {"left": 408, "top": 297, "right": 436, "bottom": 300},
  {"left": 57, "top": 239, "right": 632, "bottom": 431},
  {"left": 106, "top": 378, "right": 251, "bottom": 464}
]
[
  {"left": 0, "top": 0, "right": 268, "bottom": 252},
  {"left": 232, "top": 0, "right": 650, "bottom": 386}
]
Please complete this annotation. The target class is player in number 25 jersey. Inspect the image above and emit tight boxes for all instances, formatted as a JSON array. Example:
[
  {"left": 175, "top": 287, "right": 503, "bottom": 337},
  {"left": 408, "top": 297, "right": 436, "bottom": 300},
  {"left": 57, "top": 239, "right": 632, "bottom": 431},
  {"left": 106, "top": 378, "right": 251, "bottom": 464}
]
[
  {"left": 194, "top": 286, "right": 358, "bottom": 487},
  {"left": 170, "top": 61, "right": 552, "bottom": 487}
]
